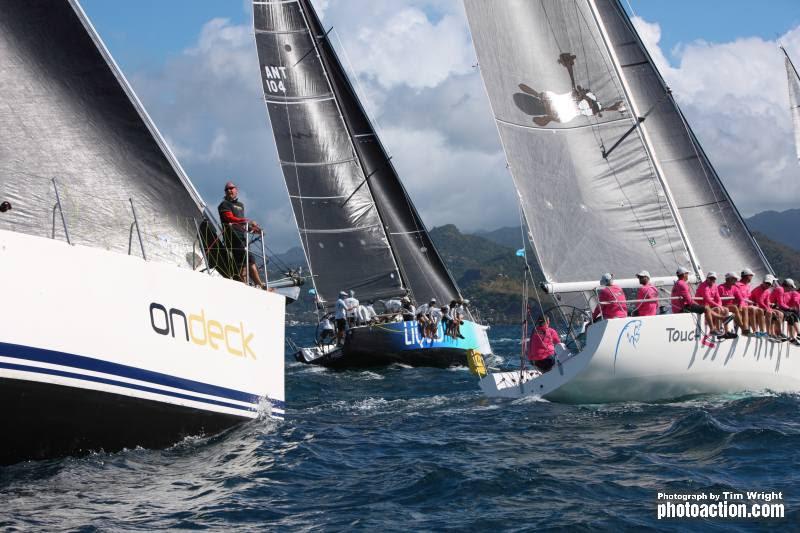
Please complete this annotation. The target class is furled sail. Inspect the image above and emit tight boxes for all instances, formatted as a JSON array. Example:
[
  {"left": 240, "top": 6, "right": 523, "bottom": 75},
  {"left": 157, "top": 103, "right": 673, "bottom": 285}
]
[
  {"left": 253, "top": 0, "right": 463, "bottom": 307},
  {"left": 784, "top": 47, "right": 800, "bottom": 163},
  {"left": 0, "top": 0, "right": 207, "bottom": 267},
  {"left": 463, "top": 0, "right": 771, "bottom": 286}
]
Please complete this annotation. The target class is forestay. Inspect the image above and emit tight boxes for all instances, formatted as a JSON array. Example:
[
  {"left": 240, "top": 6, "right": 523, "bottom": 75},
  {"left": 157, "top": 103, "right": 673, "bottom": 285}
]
[
  {"left": 463, "top": 0, "right": 771, "bottom": 287},
  {"left": 0, "top": 0, "right": 207, "bottom": 268},
  {"left": 253, "top": 0, "right": 463, "bottom": 308},
  {"left": 784, "top": 47, "right": 800, "bottom": 163}
]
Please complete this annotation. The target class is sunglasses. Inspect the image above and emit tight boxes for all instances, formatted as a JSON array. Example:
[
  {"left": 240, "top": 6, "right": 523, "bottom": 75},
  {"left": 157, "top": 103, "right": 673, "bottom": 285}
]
[{"left": 225, "top": 186, "right": 237, "bottom": 191}]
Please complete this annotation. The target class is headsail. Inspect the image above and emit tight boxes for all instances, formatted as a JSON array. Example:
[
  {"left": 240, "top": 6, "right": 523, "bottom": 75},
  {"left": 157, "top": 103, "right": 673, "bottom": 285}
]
[
  {"left": 463, "top": 0, "right": 771, "bottom": 288},
  {"left": 0, "top": 0, "right": 207, "bottom": 267},
  {"left": 588, "top": 0, "right": 770, "bottom": 278},
  {"left": 253, "top": 0, "right": 463, "bottom": 307},
  {"left": 783, "top": 46, "right": 800, "bottom": 163}
]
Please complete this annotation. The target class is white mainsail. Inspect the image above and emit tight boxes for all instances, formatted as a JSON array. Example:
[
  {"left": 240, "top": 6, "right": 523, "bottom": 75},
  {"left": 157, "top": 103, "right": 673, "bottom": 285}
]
[
  {"left": 463, "top": 0, "right": 771, "bottom": 289},
  {"left": 783, "top": 46, "right": 800, "bottom": 163}
]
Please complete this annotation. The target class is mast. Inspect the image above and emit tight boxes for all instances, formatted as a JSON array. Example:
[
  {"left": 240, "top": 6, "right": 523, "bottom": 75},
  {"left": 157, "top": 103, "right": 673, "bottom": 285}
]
[{"left": 586, "top": 0, "right": 702, "bottom": 279}]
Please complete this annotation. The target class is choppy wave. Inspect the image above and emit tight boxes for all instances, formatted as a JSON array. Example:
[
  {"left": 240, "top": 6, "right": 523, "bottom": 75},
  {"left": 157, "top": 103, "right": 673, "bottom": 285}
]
[{"left": 1, "top": 325, "right": 798, "bottom": 531}]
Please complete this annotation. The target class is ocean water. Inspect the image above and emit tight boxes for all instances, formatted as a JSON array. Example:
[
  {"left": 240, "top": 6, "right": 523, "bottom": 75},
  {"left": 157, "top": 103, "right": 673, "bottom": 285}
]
[{"left": 1, "top": 325, "right": 798, "bottom": 531}]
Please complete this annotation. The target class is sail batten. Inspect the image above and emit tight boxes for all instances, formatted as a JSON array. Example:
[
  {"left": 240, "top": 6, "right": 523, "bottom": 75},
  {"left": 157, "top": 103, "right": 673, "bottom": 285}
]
[
  {"left": 464, "top": 0, "right": 771, "bottom": 285},
  {"left": 254, "top": 0, "right": 463, "bottom": 308},
  {"left": 464, "top": 0, "right": 691, "bottom": 284}
]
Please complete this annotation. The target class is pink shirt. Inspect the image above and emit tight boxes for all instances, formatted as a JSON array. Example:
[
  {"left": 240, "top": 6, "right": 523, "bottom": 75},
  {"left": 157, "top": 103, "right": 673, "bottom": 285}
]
[
  {"left": 592, "top": 285, "right": 628, "bottom": 320},
  {"left": 787, "top": 290, "right": 800, "bottom": 310},
  {"left": 695, "top": 280, "right": 722, "bottom": 307},
  {"left": 717, "top": 282, "right": 745, "bottom": 307},
  {"left": 750, "top": 285, "right": 772, "bottom": 311},
  {"left": 635, "top": 284, "right": 658, "bottom": 316},
  {"left": 671, "top": 279, "right": 694, "bottom": 313},
  {"left": 528, "top": 326, "right": 560, "bottom": 361},
  {"left": 771, "top": 285, "right": 787, "bottom": 308},
  {"left": 734, "top": 281, "right": 751, "bottom": 307}
]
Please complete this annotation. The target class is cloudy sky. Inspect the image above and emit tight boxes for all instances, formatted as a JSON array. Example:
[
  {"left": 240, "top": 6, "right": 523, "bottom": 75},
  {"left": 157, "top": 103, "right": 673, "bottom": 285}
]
[{"left": 80, "top": 0, "right": 800, "bottom": 252}]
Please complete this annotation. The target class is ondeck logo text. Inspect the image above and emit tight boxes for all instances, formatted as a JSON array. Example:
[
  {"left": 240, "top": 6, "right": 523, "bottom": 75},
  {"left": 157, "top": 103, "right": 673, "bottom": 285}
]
[{"left": 149, "top": 303, "right": 255, "bottom": 359}]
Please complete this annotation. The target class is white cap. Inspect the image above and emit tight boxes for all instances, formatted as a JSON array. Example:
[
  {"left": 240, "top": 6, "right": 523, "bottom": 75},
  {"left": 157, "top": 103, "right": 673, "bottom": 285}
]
[
  {"left": 600, "top": 273, "right": 613, "bottom": 286},
  {"left": 741, "top": 267, "right": 754, "bottom": 277},
  {"left": 636, "top": 270, "right": 650, "bottom": 278},
  {"left": 724, "top": 272, "right": 739, "bottom": 280},
  {"left": 676, "top": 266, "right": 690, "bottom": 275},
  {"left": 764, "top": 274, "right": 777, "bottom": 284},
  {"left": 784, "top": 278, "right": 796, "bottom": 289},
  {"left": 706, "top": 271, "right": 717, "bottom": 279},
  {"left": 339, "top": 291, "right": 348, "bottom": 297}
]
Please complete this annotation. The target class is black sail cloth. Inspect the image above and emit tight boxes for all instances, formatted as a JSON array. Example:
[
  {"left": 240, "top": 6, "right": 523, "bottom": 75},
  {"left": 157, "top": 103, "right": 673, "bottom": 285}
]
[{"left": 253, "top": 0, "right": 464, "bottom": 310}]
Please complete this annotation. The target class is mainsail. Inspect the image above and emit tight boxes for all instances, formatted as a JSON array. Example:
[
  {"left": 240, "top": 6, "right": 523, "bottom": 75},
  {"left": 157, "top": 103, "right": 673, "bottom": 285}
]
[
  {"left": 0, "top": 0, "right": 207, "bottom": 267},
  {"left": 253, "top": 0, "right": 463, "bottom": 308},
  {"left": 783, "top": 46, "right": 800, "bottom": 163},
  {"left": 463, "top": 0, "right": 771, "bottom": 289}
]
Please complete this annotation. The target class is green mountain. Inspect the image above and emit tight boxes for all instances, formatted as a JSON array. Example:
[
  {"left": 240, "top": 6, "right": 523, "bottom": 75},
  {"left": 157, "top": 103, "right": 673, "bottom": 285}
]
[
  {"left": 746, "top": 209, "right": 800, "bottom": 252},
  {"left": 275, "top": 223, "right": 800, "bottom": 325}
]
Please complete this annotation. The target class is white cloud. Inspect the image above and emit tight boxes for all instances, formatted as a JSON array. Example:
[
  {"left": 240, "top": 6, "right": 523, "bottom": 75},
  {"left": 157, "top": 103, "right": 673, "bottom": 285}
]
[{"left": 633, "top": 17, "right": 800, "bottom": 216}]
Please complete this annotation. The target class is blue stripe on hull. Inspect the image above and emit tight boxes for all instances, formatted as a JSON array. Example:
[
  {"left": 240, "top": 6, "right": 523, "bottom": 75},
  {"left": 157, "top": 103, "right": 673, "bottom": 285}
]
[
  {"left": 0, "top": 341, "right": 285, "bottom": 412},
  {"left": 371, "top": 320, "right": 484, "bottom": 352}
]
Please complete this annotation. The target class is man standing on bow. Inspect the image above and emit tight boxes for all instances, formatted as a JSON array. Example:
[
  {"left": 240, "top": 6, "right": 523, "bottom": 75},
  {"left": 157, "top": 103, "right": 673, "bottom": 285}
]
[{"left": 218, "top": 181, "right": 266, "bottom": 288}]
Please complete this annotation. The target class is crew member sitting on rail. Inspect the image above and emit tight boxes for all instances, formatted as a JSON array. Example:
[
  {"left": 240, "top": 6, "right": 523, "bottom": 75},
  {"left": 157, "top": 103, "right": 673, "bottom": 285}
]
[
  {"left": 737, "top": 268, "right": 763, "bottom": 337},
  {"left": 671, "top": 266, "right": 708, "bottom": 316},
  {"left": 528, "top": 315, "right": 564, "bottom": 373},
  {"left": 335, "top": 291, "right": 348, "bottom": 345},
  {"left": 591, "top": 273, "right": 627, "bottom": 321},
  {"left": 718, "top": 272, "right": 749, "bottom": 335},
  {"left": 400, "top": 297, "right": 415, "bottom": 321},
  {"left": 382, "top": 298, "right": 402, "bottom": 322},
  {"left": 695, "top": 272, "right": 734, "bottom": 338},
  {"left": 633, "top": 270, "right": 658, "bottom": 316},
  {"left": 428, "top": 303, "right": 443, "bottom": 339},
  {"left": 750, "top": 275, "right": 784, "bottom": 340},
  {"left": 775, "top": 279, "right": 799, "bottom": 345},
  {"left": 782, "top": 279, "right": 800, "bottom": 346}
]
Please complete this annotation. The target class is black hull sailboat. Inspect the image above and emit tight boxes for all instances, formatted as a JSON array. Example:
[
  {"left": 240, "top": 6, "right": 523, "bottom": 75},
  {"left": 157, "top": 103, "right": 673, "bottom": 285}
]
[{"left": 252, "top": 0, "right": 492, "bottom": 368}]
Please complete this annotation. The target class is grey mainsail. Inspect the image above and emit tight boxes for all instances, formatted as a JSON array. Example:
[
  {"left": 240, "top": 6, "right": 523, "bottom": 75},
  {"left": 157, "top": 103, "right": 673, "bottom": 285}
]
[
  {"left": 0, "top": 0, "right": 207, "bottom": 267},
  {"left": 784, "top": 47, "right": 800, "bottom": 163},
  {"left": 253, "top": 0, "right": 463, "bottom": 308},
  {"left": 463, "top": 0, "right": 771, "bottom": 287}
]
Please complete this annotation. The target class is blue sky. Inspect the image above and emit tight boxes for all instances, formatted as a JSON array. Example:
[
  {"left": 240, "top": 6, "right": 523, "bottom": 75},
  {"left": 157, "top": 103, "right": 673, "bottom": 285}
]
[{"left": 78, "top": 1, "right": 800, "bottom": 252}]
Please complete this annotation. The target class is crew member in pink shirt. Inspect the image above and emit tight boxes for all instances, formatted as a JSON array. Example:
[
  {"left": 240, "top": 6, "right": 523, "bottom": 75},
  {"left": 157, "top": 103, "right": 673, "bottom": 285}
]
[
  {"left": 633, "top": 270, "right": 659, "bottom": 317},
  {"left": 694, "top": 272, "right": 733, "bottom": 337},
  {"left": 784, "top": 279, "right": 800, "bottom": 345},
  {"left": 718, "top": 272, "right": 748, "bottom": 335},
  {"left": 528, "top": 316, "right": 563, "bottom": 373},
  {"left": 775, "top": 278, "right": 798, "bottom": 344},
  {"left": 750, "top": 275, "right": 783, "bottom": 340},
  {"left": 737, "top": 268, "right": 763, "bottom": 337},
  {"left": 671, "top": 266, "right": 718, "bottom": 336},
  {"left": 591, "top": 273, "right": 628, "bottom": 321}
]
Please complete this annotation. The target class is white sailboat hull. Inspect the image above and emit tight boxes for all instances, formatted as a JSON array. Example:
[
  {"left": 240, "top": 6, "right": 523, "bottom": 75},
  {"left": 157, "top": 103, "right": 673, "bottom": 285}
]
[
  {"left": 480, "top": 314, "right": 800, "bottom": 402},
  {"left": 0, "top": 230, "right": 285, "bottom": 463}
]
